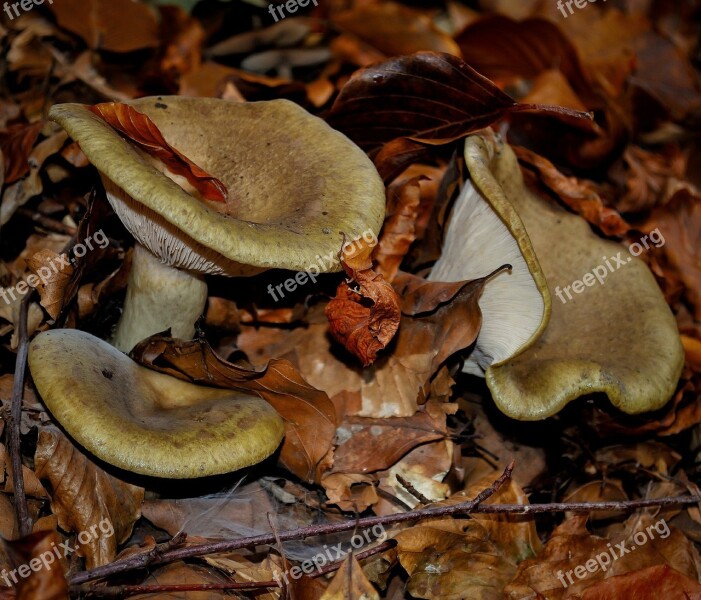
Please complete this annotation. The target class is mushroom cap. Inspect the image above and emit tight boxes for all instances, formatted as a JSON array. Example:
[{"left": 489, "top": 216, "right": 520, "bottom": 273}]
[
  {"left": 28, "top": 329, "right": 285, "bottom": 478},
  {"left": 464, "top": 135, "right": 684, "bottom": 419},
  {"left": 48, "top": 97, "right": 385, "bottom": 275}
]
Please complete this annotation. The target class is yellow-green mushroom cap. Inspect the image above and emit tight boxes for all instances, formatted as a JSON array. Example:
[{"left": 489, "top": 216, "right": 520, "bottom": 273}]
[
  {"left": 458, "top": 134, "right": 683, "bottom": 419},
  {"left": 48, "top": 97, "right": 386, "bottom": 275},
  {"left": 28, "top": 329, "right": 285, "bottom": 478}
]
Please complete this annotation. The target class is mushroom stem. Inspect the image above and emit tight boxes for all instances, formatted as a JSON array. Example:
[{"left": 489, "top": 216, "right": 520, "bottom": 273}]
[{"left": 111, "top": 243, "right": 208, "bottom": 352}]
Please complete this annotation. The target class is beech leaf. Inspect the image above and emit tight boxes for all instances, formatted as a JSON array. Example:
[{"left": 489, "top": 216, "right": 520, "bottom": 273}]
[
  {"left": 326, "top": 51, "right": 592, "bottom": 178},
  {"left": 130, "top": 335, "right": 336, "bottom": 483},
  {"left": 87, "top": 102, "right": 228, "bottom": 202}
]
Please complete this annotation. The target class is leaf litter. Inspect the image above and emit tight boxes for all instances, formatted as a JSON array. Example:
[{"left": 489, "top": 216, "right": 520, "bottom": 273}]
[{"left": 0, "top": 1, "right": 700, "bottom": 599}]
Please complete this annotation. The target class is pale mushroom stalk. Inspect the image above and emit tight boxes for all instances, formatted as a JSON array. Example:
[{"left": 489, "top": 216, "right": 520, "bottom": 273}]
[{"left": 111, "top": 243, "right": 208, "bottom": 351}]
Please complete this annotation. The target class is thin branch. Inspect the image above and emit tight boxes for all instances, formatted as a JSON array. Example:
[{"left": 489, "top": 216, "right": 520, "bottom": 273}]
[
  {"left": 71, "top": 539, "right": 397, "bottom": 597},
  {"left": 7, "top": 292, "right": 33, "bottom": 537},
  {"left": 70, "top": 462, "right": 513, "bottom": 585},
  {"left": 396, "top": 474, "right": 431, "bottom": 505},
  {"left": 17, "top": 208, "right": 77, "bottom": 236},
  {"left": 470, "top": 496, "right": 701, "bottom": 514}
]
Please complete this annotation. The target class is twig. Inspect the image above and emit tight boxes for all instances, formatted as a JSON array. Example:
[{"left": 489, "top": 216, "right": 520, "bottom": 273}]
[
  {"left": 6, "top": 292, "right": 33, "bottom": 537},
  {"left": 70, "top": 462, "right": 514, "bottom": 585},
  {"left": 396, "top": 474, "right": 431, "bottom": 505},
  {"left": 468, "top": 496, "right": 701, "bottom": 514},
  {"left": 17, "top": 208, "right": 77, "bottom": 236},
  {"left": 71, "top": 539, "right": 397, "bottom": 597}
]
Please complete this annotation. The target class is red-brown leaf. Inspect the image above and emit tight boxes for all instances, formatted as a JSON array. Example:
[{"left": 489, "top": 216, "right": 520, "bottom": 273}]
[
  {"left": 326, "top": 52, "right": 591, "bottom": 158},
  {"left": 87, "top": 102, "right": 228, "bottom": 202},
  {"left": 0, "top": 122, "right": 43, "bottom": 185},
  {"left": 325, "top": 238, "right": 401, "bottom": 367}
]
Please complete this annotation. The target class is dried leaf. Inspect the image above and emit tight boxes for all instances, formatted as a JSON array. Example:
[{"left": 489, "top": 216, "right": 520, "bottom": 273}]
[
  {"left": 320, "top": 555, "right": 380, "bottom": 600},
  {"left": 326, "top": 238, "right": 401, "bottom": 367},
  {"left": 332, "top": 2, "right": 460, "bottom": 57},
  {"left": 48, "top": 0, "right": 159, "bottom": 53},
  {"left": 131, "top": 335, "right": 336, "bottom": 483},
  {"left": 326, "top": 51, "right": 591, "bottom": 177},
  {"left": 25, "top": 250, "right": 74, "bottom": 321},
  {"left": 2, "top": 531, "right": 68, "bottom": 599},
  {"left": 0, "top": 122, "right": 43, "bottom": 185},
  {"left": 372, "top": 175, "right": 424, "bottom": 282},
  {"left": 34, "top": 427, "right": 144, "bottom": 569},
  {"left": 515, "top": 145, "right": 630, "bottom": 236},
  {"left": 87, "top": 103, "right": 228, "bottom": 202}
]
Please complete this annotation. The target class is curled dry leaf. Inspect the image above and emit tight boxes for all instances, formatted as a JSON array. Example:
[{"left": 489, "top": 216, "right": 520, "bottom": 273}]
[
  {"left": 515, "top": 145, "right": 630, "bottom": 237},
  {"left": 131, "top": 335, "right": 336, "bottom": 483},
  {"left": 3, "top": 531, "right": 68, "bottom": 600},
  {"left": 319, "top": 554, "right": 380, "bottom": 600},
  {"left": 0, "top": 121, "right": 43, "bottom": 185},
  {"left": 372, "top": 175, "right": 425, "bottom": 282},
  {"left": 25, "top": 250, "right": 74, "bottom": 321},
  {"left": 325, "top": 237, "right": 401, "bottom": 367},
  {"left": 34, "top": 427, "right": 144, "bottom": 569},
  {"left": 87, "top": 103, "right": 228, "bottom": 202}
]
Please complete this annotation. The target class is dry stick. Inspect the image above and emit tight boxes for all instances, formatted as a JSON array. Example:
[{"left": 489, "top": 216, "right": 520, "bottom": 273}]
[
  {"left": 71, "top": 463, "right": 514, "bottom": 586},
  {"left": 17, "top": 208, "right": 77, "bottom": 236},
  {"left": 7, "top": 292, "right": 33, "bottom": 537},
  {"left": 70, "top": 463, "right": 701, "bottom": 588},
  {"left": 396, "top": 474, "right": 431, "bottom": 505},
  {"left": 71, "top": 539, "right": 397, "bottom": 598}
]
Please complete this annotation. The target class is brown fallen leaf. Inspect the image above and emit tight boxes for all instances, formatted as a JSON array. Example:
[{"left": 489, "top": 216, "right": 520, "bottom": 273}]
[
  {"left": 331, "top": 410, "right": 445, "bottom": 475},
  {"left": 372, "top": 175, "right": 425, "bottom": 282},
  {"left": 2, "top": 531, "right": 68, "bottom": 600},
  {"left": 326, "top": 237, "right": 401, "bottom": 367},
  {"left": 0, "top": 122, "right": 43, "bottom": 185},
  {"left": 578, "top": 564, "right": 701, "bottom": 600},
  {"left": 87, "top": 103, "right": 228, "bottom": 202},
  {"left": 332, "top": 2, "right": 460, "bottom": 58},
  {"left": 326, "top": 51, "right": 591, "bottom": 177},
  {"left": 48, "top": 0, "right": 159, "bottom": 53},
  {"left": 319, "top": 555, "right": 379, "bottom": 600},
  {"left": 456, "top": 15, "right": 592, "bottom": 102},
  {"left": 34, "top": 427, "right": 144, "bottom": 569},
  {"left": 131, "top": 335, "right": 336, "bottom": 483},
  {"left": 130, "top": 562, "right": 233, "bottom": 600},
  {"left": 515, "top": 145, "right": 630, "bottom": 236},
  {"left": 25, "top": 250, "right": 74, "bottom": 321}
]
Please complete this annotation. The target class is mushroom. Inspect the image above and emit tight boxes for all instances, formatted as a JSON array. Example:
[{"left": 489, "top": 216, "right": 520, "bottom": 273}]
[
  {"left": 431, "top": 134, "right": 683, "bottom": 419},
  {"left": 28, "top": 329, "right": 285, "bottom": 478},
  {"left": 48, "top": 96, "right": 385, "bottom": 351},
  {"left": 428, "top": 133, "right": 550, "bottom": 376},
  {"left": 27, "top": 97, "right": 383, "bottom": 477}
]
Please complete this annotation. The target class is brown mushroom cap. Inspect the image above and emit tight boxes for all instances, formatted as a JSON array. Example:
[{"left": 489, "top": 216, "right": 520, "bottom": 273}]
[
  {"left": 28, "top": 329, "right": 285, "bottom": 478},
  {"left": 48, "top": 97, "right": 386, "bottom": 275}
]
